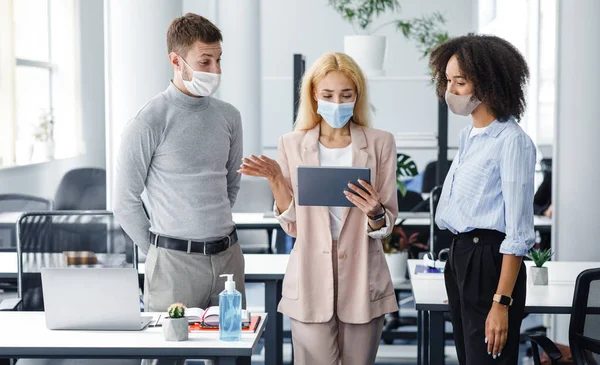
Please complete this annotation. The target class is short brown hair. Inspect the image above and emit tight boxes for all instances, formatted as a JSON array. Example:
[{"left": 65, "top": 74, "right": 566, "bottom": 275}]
[
  {"left": 166, "top": 13, "right": 223, "bottom": 55},
  {"left": 429, "top": 34, "right": 529, "bottom": 121}
]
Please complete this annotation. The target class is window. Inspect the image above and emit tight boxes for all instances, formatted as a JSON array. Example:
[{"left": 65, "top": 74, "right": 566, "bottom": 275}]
[
  {"left": 478, "top": 0, "right": 557, "bottom": 148},
  {"left": 0, "top": 0, "right": 81, "bottom": 168}
]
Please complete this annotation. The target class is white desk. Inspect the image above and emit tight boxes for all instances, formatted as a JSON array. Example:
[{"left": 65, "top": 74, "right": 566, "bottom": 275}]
[
  {"left": 0, "top": 212, "right": 283, "bottom": 252},
  {"left": 0, "top": 253, "right": 287, "bottom": 365},
  {"left": 0, "top": 212, "right": 280, "bottom": 228},
  {"left": 407, "top": 259, "right": 600, "bottom": 365},
  {"left": 0, "top": 212, "right": 554, "bottom": 228},
  {"left": 397, "top": 214, "right": 552, "bottom": 232},
  {"left": 0, "top": 252, "right": 287, "bottom": 365},
  {"left": 0, "top": 311, "right": 266, "bottom": 364}
]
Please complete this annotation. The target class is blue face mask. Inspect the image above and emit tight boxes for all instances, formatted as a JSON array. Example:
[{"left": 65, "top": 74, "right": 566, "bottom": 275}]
[{"left": 317, "top": 99, "right": 355, "bottom": 129}]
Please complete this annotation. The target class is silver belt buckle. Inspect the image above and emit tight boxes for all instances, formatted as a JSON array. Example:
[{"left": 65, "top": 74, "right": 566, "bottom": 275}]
[
  {"left": 203, "top": 242, "right": 207, "bottom": 256},
  {"left": 227, "top": 235, "right": 232, "bottom": 249},
  {"left": 187, "top": 240, "right": 192, "bottom": 254},
  {"left": 154, "top": 234, "right": 159, "bottom": 247}
]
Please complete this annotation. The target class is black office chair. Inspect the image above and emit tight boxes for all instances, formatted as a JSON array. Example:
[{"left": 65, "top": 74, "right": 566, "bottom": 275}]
[
  {"left": 529, "top": 268, "right": 600, "bottom": 365},
  {"left": 54, "top": 168, "right": 106, "bottom": 210},
  {"left": 0, "top": 211, "right": 137, "bottom": 312},
  {"left": 398, "top": 190, "right": 428, "bottom": 212},
  {"left": 422, "top": 161, "right": 452, "bottom": 196},
  {"left": 540, "top": 158, "right": 552, "bottom": 174},
  {"left": 232, "top": 178, "right": 276, "bottom": 254},
  {"left": 0, "top": 212, "right": 140, "bottom": 365}
]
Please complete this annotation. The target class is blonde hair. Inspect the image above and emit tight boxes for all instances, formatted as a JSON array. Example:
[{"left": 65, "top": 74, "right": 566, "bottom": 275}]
[{"left": 294, "top": 52, "right": 371, "bottom": 131}]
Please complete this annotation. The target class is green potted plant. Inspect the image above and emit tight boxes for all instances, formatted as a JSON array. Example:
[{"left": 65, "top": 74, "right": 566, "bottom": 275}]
[
  {"left": 328, "top": 0, "right": 448, "bottom": 76},
  {"left": 163, "top": 303, "right": 188, "bottom": 341},
  {"left": 31, "top": 109, "right": 55, "bottom": 162},
  {"left": 527, "top": 248, "right": 554, "bottom": 285}
]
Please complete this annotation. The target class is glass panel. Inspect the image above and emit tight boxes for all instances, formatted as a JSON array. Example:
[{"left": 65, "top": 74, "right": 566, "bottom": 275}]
[
  {"left": 15, "top": 66, "right": 51, "bottom": 147},
  {"left": 14, "top": 0, "right": 50, "bottom": 62}
]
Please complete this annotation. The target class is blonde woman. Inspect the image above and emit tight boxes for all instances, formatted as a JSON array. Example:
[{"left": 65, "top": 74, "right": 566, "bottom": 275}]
[{"left": 238, "top": 53, "right": 398, "bottom": 364}]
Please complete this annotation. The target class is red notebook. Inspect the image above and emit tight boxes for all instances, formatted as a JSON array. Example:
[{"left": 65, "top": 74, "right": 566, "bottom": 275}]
[{"left": 189, "top": 316, "right": 262, "bottom": 333}]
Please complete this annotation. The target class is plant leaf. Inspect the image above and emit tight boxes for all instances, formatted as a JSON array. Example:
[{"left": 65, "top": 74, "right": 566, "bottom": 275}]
[
  {"left": 397, "top": 153, "right": 418, "bottom": 177},
  {"left": 397, "top": 179, "right": 407, "bottom": 197}
]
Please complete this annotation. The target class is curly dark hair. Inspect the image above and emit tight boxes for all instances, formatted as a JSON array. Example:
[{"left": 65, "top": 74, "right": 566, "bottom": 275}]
[{"left": 429, "top": 34, "right": 530, "bottom": 121}]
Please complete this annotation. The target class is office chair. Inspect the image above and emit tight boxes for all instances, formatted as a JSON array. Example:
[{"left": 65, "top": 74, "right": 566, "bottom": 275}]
[
  {"left": 0, "top": 211, "right": 140, "bottom": 365},
  {"left": 540, "top": 158, "right": 552, "bottom": 174},
  {"left": 422, "top": 161, "right": 452, "bottom": 196},
  {"left": 53, "top": 168, "right": 106, "bottom": 210},
  {"left": 232, "top": 178, "right": 276, "bottom": 254},
  {"left": 0, "top": 211, "right": 137, "bottom": 312},
  {"left": 0, "top": 194, "right": 53, "bottom": 254},
  {"left": 0, "top": 194, "right": 53, "bottom": 212},
  {"left": 529, "top": 268, "right": 600, "bottom": 365},
  {"left": 398, "top": 190, "right": 428, "bottom": 212},
  {"left": 0, "top": 195, "right": 53, "bottom": 292}
]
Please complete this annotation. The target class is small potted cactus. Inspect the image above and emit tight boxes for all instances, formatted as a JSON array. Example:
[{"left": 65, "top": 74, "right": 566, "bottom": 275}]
[
  {"left": 527, "top": 248, "right": 554, "bottom": 285},
  {"left": 163, "top": 303, "right": 188, "bottom": 341}
]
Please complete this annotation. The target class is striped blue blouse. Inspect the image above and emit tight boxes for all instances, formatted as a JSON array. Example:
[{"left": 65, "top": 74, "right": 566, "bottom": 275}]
[{"left": 435, "top": 118, "right": 536, "bottom": 256}]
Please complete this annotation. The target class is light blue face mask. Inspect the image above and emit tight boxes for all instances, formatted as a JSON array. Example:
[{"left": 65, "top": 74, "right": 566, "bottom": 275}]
[{"left": 317, "top": 99, "right": 355, "bottom": 129}]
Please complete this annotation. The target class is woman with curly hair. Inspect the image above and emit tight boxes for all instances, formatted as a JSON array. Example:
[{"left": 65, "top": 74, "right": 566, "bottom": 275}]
[{"left": 429, "top": 34, "right": 535, "bottom": 365}]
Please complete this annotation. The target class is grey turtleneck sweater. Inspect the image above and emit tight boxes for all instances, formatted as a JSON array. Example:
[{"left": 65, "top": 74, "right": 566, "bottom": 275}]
[{"left": 113, "top": 82, "right": 243, "bottom": 254}]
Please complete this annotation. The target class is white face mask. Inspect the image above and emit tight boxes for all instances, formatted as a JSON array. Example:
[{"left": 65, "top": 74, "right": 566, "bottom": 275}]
[{"left": 179, "top": 56, "right": 221, "bottom": 97}]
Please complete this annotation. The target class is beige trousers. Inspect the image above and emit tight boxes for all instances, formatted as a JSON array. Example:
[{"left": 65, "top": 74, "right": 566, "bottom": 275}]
[
  {"left": 143, "top": 242, "right": 246, "bottom": 312},
  {"left": 142, "top": 242, "right": 246, "bottom": 365},
  {"left": 290, "top": 316, "right": 384, "bottom": 365},
  {"left": 289, "top": 240, "right": 385, "bottom": 365}
]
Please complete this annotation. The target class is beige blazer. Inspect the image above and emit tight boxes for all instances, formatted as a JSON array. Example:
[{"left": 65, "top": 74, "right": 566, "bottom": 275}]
[{"left": 276, "top": 122, "right": 399, "bottom": 324}]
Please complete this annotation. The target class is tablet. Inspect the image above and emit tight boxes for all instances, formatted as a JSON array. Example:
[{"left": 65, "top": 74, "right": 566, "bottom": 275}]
[{"left": 297, "top": 166, "right": 371, "bottom": 207}]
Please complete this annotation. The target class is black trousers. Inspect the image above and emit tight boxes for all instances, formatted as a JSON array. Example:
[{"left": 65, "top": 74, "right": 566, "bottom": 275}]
[{"left": 445, "top": 229, "right": 527, "bottom": 365}]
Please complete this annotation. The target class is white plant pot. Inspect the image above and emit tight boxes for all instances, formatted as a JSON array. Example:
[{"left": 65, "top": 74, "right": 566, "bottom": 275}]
[
  {"left": 344, "top": 35, "right": 387, "bottom": 77},
  {"left": 385, "top": 251, "right": 409, "bottom": 286},
  {"left": 162, "top": 317, "right": 189, "bottom": 341},
  {"left": 31, "top": 141, "right": 55, "bottom": 162},
  {"left": 530, "top": 266, "right": 548, "bottom": 286}
]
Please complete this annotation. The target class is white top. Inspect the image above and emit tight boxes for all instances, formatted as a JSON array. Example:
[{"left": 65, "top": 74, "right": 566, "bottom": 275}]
[
  {"left": 469, "top": 125, "right": 489, "bottom": 138},
  {"left": 0, "top": 252, "right": 289, "bottom": 279},
  {"left": 0, "top": 311, "right": 267, "bottom": 358},
  {"left": 407, "top": 259, "right": 600, "bottom": 312},
  {"left": 318, "top": 142, "right": 353, "bottom": 239}
]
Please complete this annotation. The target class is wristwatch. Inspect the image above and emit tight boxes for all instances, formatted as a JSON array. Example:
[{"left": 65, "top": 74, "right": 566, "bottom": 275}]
[
  {"left": 493, "top": 294, "right": 513, "bottom": 307},
  {"left": 367, "top": 204, "right": 386, "bottom": 222}
]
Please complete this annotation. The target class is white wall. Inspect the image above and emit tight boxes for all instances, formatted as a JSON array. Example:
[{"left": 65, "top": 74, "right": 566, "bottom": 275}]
[
  {"left": 259, "top": 0, "right": 476, "bottom": 171},
  {"left": 1, "top": 0, "right": 476, "bottom": 197},
  {"left": 104, "top": 0, "right": 183, "bottom": 208},
  {"left": 550, "top": 0, "right": 600, "bottom": 345},
  {"left": 0, "top": 0, "right": 105, "bottom": 199}
]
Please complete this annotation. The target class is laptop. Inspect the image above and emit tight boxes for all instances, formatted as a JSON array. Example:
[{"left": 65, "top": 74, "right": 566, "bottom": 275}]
[
  {"left": 297, "top": 166, "right": 371, "bottom": 207},
  {"left": 41, "top": 267, "right": 152, "bottom": 330}
]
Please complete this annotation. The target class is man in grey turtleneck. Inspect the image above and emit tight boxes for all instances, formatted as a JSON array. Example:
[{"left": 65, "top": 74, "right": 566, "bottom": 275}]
[{"left": 113, "top": 13, "right": 245, "bottom": 323}]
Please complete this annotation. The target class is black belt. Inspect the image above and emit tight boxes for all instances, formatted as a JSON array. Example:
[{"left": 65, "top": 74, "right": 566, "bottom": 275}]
[
  {"left": 453, "top": 229, "right": 505, "bottom": 244},
  {"left": 150, "top": 229, "right": 238, "bottom": 255}
]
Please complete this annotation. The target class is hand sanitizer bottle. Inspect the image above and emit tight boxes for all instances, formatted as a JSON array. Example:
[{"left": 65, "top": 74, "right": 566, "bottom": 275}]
[{"left": 219, "top": 274, "right": 242, "bottom": 341}]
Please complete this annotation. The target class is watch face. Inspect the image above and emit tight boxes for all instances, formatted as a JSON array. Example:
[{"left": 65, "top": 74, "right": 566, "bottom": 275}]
[{"left": 496, "top": 295, "right": 511, "bottom": 306}]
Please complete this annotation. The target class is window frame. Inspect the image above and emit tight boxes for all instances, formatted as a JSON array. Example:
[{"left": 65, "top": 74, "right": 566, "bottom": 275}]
[{"left": 0, "top": 0, "right": 82, "bottom": 168}]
